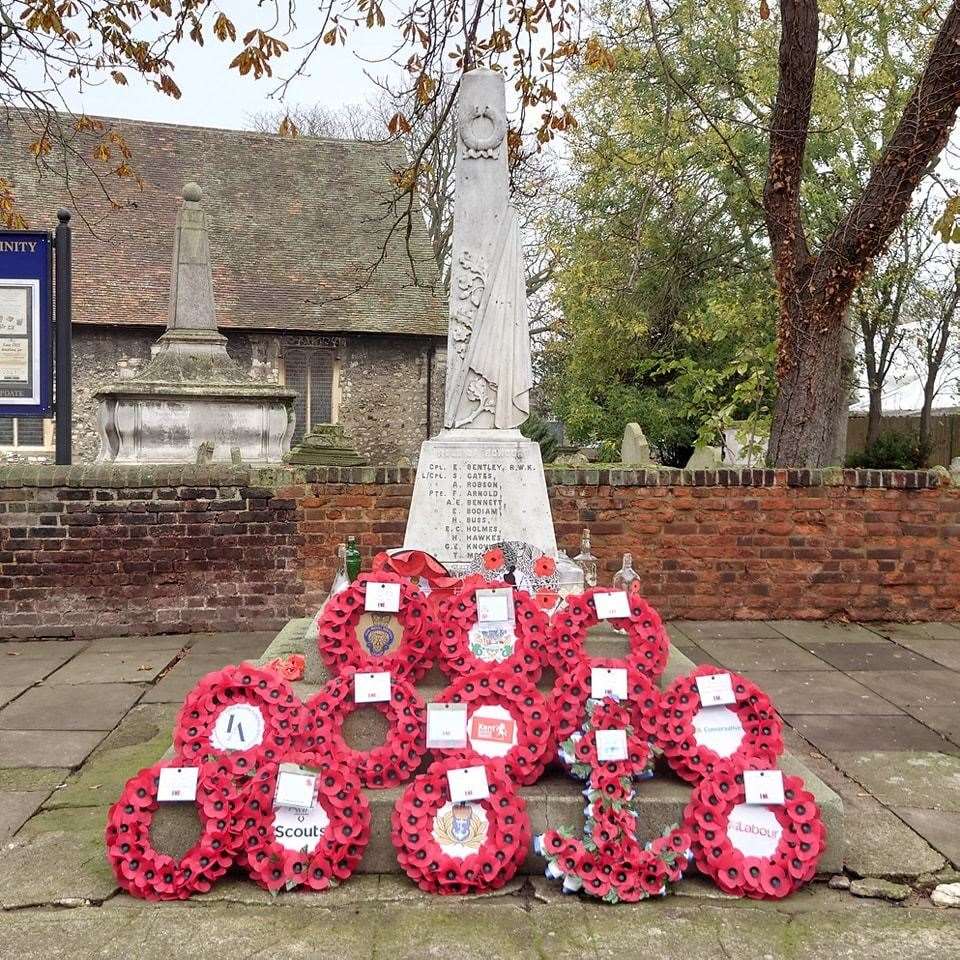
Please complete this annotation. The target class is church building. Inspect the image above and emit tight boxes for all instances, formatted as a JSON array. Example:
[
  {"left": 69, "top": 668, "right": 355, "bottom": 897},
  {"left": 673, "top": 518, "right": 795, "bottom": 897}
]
[{"left": 0, "top": 115, "right": 446, "bottom": 464}]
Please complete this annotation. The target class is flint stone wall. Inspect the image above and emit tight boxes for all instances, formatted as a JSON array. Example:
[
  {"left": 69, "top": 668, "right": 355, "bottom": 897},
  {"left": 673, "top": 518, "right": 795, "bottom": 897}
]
[
  {"left": 0, "top": 464, "right": 957, "bottom": 638},
  {"left": 0, "top": 329, "right": 444, "bottom": 466}
]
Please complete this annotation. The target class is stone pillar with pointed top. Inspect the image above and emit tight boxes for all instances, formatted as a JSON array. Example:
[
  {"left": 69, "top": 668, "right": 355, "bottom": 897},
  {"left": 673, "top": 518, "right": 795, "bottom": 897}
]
[
  {"left": 94, "top": 183, "right": 296, "bottom": 464},
  {"left": 403, "top": 69, "right": 556, "bottom": 569}
]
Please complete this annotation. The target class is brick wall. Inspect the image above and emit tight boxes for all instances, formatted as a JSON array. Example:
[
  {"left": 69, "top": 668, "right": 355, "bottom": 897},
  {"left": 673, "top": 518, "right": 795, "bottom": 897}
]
[{"left": 2, "top": 464, "right": 958, "bottom": 638}]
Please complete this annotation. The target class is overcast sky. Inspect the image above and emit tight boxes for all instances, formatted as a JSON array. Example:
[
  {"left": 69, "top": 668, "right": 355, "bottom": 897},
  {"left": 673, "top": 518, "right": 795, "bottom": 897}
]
[{"left": 36, "top": 3, "right": 390, "bottom": 130}]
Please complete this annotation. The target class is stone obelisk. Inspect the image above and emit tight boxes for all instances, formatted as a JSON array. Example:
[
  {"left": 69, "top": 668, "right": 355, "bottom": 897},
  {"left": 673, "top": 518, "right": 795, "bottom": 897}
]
[
  {"left": 403, "top": 68, "right": 556, "bottom": 568},
  {"left": 94, "top": 183, "right": 296, "bottom": 463}
]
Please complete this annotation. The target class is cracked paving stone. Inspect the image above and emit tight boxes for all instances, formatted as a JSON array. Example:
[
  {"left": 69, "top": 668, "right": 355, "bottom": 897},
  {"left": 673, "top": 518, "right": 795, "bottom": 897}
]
[{"left": 832, "top": 750, "right": 960, "bottom": 812}]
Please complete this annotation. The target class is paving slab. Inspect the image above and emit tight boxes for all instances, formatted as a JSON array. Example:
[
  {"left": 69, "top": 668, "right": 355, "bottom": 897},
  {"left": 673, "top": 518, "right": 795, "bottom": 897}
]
[
  {"left": 916, "top": 709, "right": 960, "bottom": 747},
  {"left": 778, "top": 726, "right": 946, "bottom": 880},
  {"left": 672, "top": 619, "right": 783, "bottom": 640},
  {"left": 0, "top": 683, "right": 143, "bottom": 731},
  {"left": 870, "top": 622, "right": 960, "bottom": 642},
  {"left": 691, "top": 636, "right": 832, "bottom": 672},
  {"left": 0, "top": 730, "right": 103, "bottom": 768},
  {"left": 0, "top": 655, "right": 75, "bottom": 687},
  {"left": 892, "top": 807, "right": 960, "bottom": 868},
  {"left": 85, "top": 635, "right": 188, "bottom": 653},
  {"left": 784, "top": 714, "right": 956, "bottom": 754},
  {"left": 833, "top": 750, "right": 960, "bottom": 812},
  {"left": 768, "top": 620, "right": 886, "bottom": 644},
  {"left": 139, "top": 653, "right": 249, "bottom": 703},
  {"left": 803, "top": 641, "right": 942, "bottom": 672},
  {"left": 0, "top": 684, "right": 29, "bottom": 708},
  {"left": 666, "top": 638, "right": 714, "bottom": 666},
  {"left": 0, "top": 791, "right": 50, "bottom": 840},
  {"left": 0, "top": 640, "right": 86, "bottom": 658},
  {"left": 877, "top": 636, "right": 960, "bottom": 672},
  {"left": 46, "top": 702, "right": 180, "bottom": 809},
  {"left": 0, "top": 804, "right": 118, "bottom": 907},
  {"left": 0, "top": 768, "right": 68, "bottom": 792},
  {"left": 745, "top": 669, "right": 903, "bottom": 715},
  {"left": 183, "top": 631, "right": 277, "bottom": 655},
  {"left": 847, "top": 670, "right": 960, "bottom": 714},
  {"left": 44, "top": 649, "right": 181, "bottom": 685}
]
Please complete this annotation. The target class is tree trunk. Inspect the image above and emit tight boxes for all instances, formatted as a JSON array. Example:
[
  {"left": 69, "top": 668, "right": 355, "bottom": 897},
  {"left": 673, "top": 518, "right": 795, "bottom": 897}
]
[
  {"left": 866, "top": 387, "right": 883, "bottom": 448},
  {"left": 919, "top": 379, "right": 938, "bottom": 463},
  {"left": 830, "top": 315, "right": 855, "bottom": 465},
  {"left": 768, "top": 292, "right": 845, "bottom": 467}
]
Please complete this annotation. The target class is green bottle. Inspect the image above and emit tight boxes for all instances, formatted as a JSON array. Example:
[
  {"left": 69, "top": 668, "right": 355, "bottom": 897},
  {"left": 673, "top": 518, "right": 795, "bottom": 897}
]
[{"left": 345, "top": 535, "right": 362, "bottom": 582}]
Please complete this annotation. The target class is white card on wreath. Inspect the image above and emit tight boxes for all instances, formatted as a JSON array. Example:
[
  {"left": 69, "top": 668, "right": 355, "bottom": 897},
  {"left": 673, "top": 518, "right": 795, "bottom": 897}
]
[
  {"left": 595, "top": 728, "right": 629, "bottom": 762},
  {"left": 426, "top": 702, "right": 468, "bottom": 749},
  {"left": 354, "top": 671, "right": 392, "bottom": 703},
  {"left": 594, "top": 590, "right": 631, "bottom": 620},
  {"left": 476, "top": 588, "right": 513, "bottom": 624},
  {"left": 365, "top": 581, "right": 402, "bottom": 612},
  {"left": 744, "top": 769, "right": 785, "bottom": 806},
  {"left": 695, "top": 672, "right": 736, "bottom": 706},
  {"left": 157, "top": 766, "right": 199, "bottom": 802},
  {"left": 591, "top": 666, "right": 628, "bottom": 700},
  {"left": 447, "top": 764, "right": 490, "bottom": 802},
  {"left": 275, "top": 764, "right": 318, "bottom": 811}
]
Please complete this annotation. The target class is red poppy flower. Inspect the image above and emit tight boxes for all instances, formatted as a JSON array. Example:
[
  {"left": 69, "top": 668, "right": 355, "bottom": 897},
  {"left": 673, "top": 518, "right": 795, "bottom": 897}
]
[
  {"left": 533, "top": 555, "right": 557, "bottom": 578},
  {"left": 483, "top": 548, "right": 505, "bottom": 571}
]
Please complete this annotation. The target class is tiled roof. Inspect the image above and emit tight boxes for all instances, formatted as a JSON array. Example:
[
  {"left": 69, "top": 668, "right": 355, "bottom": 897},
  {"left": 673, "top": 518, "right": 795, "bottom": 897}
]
[{"left": 1, "top": 114, "right": 446, "bottom": 336}]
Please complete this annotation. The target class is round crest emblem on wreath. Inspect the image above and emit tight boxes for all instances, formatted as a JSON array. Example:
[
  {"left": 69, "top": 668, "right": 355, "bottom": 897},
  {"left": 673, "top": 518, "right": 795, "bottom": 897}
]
[
  {"left": 362, "top": 615, "right": 398, "bottom": 657},
  {"left": 432, "top": 800, "right": 490, "bottom": 857}
]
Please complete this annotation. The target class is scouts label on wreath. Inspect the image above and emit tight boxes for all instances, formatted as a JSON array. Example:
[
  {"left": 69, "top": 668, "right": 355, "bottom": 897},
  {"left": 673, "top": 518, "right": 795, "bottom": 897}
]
[
  {"left": 467, "top": 622, "right": 517, "bottom": 663},
  {"left": 431, "top": 800, "right": 489, "bottom": 858},
  {"left": 691, "top": 705, "right": 744, "bottom": 758},
  {"left": 358, "top": 613, "right": 402, "bottom": 658},
  {"left": 726, "top": 803, "right": 782, "bottom": 859},
  {"left": 273, "top": 804, "right": 330, "bottom": 853},
  {"left": 467, "top": 704, "right": 518, "bottom": 758},
  {"left": 210, "top": 703, "right": 266, "bottom": 751}
]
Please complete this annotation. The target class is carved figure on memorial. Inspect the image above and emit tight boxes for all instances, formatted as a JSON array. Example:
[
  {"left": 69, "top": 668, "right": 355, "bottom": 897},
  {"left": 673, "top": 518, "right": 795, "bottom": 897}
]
[{"left": 445, "top": 68, "right": 532, "bottom": 431}]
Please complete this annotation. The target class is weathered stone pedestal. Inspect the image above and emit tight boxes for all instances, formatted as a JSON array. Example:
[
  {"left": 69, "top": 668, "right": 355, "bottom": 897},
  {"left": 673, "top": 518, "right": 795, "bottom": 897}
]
[
  {"left": 94, "top": 183, "right": 295, "bottom": 464},
  {"left": 403, "top": 428, "right": 557, "bottom": 568}
]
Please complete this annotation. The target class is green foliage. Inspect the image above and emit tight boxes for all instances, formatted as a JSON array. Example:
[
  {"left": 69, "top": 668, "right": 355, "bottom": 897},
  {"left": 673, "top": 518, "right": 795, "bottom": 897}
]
[
  {"left": 540, "top": 0, "right": 940, "bottom": 464},
  {"left": 520, "top": 411, "right": 561, "bottom": 464},
  {"left": 845, "top": 431, "right": 930, "bottom": 470}
]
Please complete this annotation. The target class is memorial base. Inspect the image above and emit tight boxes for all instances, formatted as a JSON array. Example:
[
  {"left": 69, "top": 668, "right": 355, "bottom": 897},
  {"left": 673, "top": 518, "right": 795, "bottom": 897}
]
[{"left": 403, "top": 429, "right": 557, "bottom": 569}]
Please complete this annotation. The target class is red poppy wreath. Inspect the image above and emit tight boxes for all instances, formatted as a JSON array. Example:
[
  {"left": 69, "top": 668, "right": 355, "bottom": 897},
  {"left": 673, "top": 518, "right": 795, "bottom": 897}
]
[
  {"left": 434, "top": 580, "right": 552, "bottom": 682},
  {"left": 105, "top": 758, "right": 246, "bottom": 901},
  {"left": 315, "top": 572, "right": 436, "bottom": 682},
  {"left": 237, "top": 752, "right": 371, "bottom": 892},
  {"left": 552, "top": 657, "right": 660, "bottom": 746},
  {"left": 682, "top": 761, "right": 826, "bottom": 899},
  {"left": 301, "top": 670, "right": 427, "bottom": 788},
  {"left": 172, "top": 663, "right": 303, "bottom": 773},
  {"left": 549, "top": 587, "right": 670, "bottom": 681},
  {"left": 536, "top": 699, "right": 692, "bottom": 903},
  {"left": 431, "top": 665, "right": 554, "bottom": 786},
  {"left": 644, "top": 664, "right": 784, "bottom": 784},
  {"left": 391, "top": 755, "right": 530, "bottom": 895}
]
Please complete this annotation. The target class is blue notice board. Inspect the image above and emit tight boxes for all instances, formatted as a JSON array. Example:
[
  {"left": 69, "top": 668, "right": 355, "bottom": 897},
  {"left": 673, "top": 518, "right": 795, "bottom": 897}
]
[{"left": 0, "top": 231, "right": 53, "bottom": 417}]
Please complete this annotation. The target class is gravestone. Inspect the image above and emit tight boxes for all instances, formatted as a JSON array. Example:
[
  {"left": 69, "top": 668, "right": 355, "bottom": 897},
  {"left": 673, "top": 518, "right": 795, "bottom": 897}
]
[
  {"left": 685, "top": 444, "right": 722, "bottom": 470},
  {"left": 94, "top": 183, "right": 295, "bottom": 463},
  {"left": 620, "top": 422, "right": 654, "bottom": 466},
  {"left": 403, "top": 69, "right": 556, "bottom": 569}
]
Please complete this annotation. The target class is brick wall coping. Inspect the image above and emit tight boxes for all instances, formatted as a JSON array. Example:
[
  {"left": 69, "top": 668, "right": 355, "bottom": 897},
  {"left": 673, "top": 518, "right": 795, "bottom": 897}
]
[{"left": 0, "top": 462, "right": 956, "bottom": 490}]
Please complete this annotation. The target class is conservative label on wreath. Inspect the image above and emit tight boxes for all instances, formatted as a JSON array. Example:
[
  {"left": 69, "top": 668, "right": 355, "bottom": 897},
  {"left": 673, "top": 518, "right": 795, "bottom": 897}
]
[
  {"left": 210, "top": 703, "right": 266, "bottom": 751},
  {"left": 357, "top": 613, "right": 402, "bottom": 659},
  {"left": 726, "top": 803, "right": 782, "bottom": 859},
  {"left": 273, "top": 803, "right": 330, "bottom": 853},
  {"left": 467, "top": 622, "right": 517, "bottom": 663},
  {"left": 432, "top": 800, "right": 489, "bottom": 858},
  {"left": 466, "top": 704, "right": 518, "bottom": 758},
  {"left": 692, "top": 705, "right": 744, "bottom": 758}
]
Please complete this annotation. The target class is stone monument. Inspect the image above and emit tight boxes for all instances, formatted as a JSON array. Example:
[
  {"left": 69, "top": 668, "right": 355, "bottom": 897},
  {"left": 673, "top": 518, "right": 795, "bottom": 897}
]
[
  {"left": 403, "top": 68, "right": 557, "bottom": 568},
  {"left": 94, "top": 184, "right": 296, "bottom": 463},
  {"left": 620, "top": 422, "right": 655, "bottom": 466}
]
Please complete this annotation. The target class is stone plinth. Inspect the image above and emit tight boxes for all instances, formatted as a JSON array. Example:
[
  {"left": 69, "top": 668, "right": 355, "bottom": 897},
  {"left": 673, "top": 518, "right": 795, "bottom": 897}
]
[
  {"left": 403, "top": 428, "right": 557, "bottom": 568},
  {"left": 285, "top": 424, "right": 367, "bottom": 467}
]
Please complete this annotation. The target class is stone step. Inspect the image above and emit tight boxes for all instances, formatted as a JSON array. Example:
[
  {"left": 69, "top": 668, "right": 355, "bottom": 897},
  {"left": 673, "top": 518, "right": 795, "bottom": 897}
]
[{"left": 159, "top": 617, "right": 844, "bottom": 876}]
